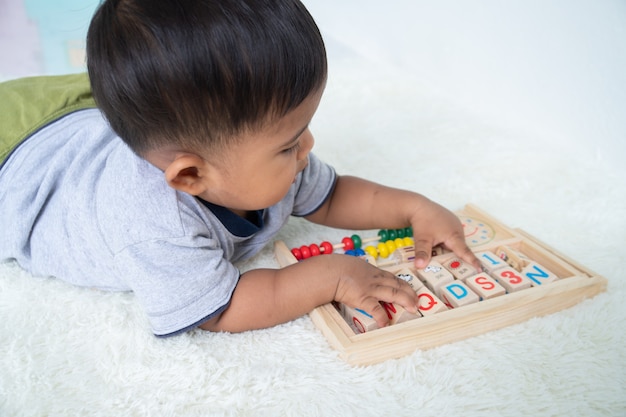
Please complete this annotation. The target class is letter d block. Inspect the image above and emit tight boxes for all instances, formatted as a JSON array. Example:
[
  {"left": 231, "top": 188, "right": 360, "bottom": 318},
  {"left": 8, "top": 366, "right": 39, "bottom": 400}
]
[{"left": 439, "top": 281, "right": 480, "bottom": 309}]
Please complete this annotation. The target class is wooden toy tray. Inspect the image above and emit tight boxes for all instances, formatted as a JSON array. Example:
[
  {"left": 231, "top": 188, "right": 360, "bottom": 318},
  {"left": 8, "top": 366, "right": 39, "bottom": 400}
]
[{"left": 273, "top": 204, "right": 607, "bottom": 365}]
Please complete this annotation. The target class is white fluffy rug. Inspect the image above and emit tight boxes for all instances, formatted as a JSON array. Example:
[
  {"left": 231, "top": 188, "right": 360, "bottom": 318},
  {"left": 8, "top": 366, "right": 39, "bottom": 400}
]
[{"left": 2, "top": 4, "right": 626, "bottom": 417}]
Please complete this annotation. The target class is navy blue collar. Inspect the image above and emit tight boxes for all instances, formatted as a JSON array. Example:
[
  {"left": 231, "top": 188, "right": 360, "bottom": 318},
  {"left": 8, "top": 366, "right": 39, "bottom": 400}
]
[{"left": 197, "top": 199, "right": 264, "bottom": 237}]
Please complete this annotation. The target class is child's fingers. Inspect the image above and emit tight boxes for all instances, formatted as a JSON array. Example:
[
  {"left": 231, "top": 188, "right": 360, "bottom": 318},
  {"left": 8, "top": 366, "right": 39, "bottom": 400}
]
[
  {"left": 411, "top": 237, "right": 433, "bottom": 269},
  {"left": 445, "top": 234, "right": 481, "bottom": 272},
  {"left": 371, "top": 273, "right": 419, "bottom": 314}
]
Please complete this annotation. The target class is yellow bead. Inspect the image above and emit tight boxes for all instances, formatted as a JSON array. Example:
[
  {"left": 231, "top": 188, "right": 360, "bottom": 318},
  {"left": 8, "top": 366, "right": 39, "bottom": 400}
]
[
  {"left": 377, "top": 242, "right": 390, "bottom": 258},
  {"left": 364, "top": 246, "right": 378, "bottom": 258},
  {"left": 403, "top": 237, "right": 414, "bottom": 246},
  {"left": 394, "top": 238, "right": 405, "bottom": 248},
  {"left": 385, "top": 240, "right": 396, "bottom": 254}
]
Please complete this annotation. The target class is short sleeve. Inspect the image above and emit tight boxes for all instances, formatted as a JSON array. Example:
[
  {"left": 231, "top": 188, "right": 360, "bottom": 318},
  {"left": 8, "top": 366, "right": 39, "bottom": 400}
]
[{"left": 114, "top": 234, "right": 240, "bottom": 337}]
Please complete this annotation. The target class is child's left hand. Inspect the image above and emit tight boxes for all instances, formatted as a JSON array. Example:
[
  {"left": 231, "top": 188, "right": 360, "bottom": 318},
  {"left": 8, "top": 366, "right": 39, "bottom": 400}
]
[{"left": 408, "top": 200, "right": 480, "bottom": 271}]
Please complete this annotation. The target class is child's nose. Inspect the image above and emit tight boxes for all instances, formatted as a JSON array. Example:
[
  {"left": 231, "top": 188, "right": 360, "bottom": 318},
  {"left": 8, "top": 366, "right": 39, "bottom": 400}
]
[{"left": 298, "top": 130, "right": 314, "bottom": 159}]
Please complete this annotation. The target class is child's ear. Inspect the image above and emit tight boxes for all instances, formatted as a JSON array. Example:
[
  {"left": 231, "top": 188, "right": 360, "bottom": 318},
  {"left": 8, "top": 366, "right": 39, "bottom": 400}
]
[{"left": 164, "top": 154, "right": 213, "bottom": 195}]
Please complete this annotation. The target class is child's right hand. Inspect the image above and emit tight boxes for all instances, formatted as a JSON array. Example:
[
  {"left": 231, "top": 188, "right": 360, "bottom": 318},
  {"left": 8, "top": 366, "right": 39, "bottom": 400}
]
[{"left": 326, "top": 254, "right": 420, "bottom": 327}]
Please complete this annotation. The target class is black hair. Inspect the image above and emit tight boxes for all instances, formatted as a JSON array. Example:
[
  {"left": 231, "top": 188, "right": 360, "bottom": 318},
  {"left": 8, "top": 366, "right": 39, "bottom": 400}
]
[{"left": 86, "top": 0, "right": 327, "bottom": 156}]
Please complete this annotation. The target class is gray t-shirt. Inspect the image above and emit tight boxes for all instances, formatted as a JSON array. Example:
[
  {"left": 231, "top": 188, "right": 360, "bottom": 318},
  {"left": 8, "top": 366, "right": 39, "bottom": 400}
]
[{"left": 0, "top": 109, "right": 336, "bottom": 336}]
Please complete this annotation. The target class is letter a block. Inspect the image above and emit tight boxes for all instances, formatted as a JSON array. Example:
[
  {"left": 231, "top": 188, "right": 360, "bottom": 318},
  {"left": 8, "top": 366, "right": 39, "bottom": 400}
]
[{"left": 439, "top": 281, "right": 480, "bottom": 309}]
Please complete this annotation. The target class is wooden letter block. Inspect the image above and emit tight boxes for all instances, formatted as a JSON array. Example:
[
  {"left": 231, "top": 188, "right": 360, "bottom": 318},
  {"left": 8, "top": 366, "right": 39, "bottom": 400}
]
[
  {"left": 438, "top": 281, "right": 480, "bottom": 308},
  {"left": 495, "top": 246, "right": 530, "bottom": 270},
  {"left": 490, "top": 266, "right": 533, "bottom": 293},
  {"left": 464, "top": 272, "right": 506, "bottom": 300},
  {"left": 395, "top": 268, "right": 423, "bottom": 291},
  {"left": 381, "top": 302, "right": 421, "bottom": 325},
  {"left": 416, "top": 261, "right": 454, "bottom": 293},
  {"left": 442, "top": 257, "right": 478, "bottom": 281},
  {"left": 339, "top": 304, "right": 379, "bottom": 334},
  {"left": 522, "top": 262, "right": 559, "bottom": 286},
  {"left": 476, "top": 251, "right": 508, "bottom": 273},
  {"left": 415, "top": 285, "right": 448, "bottom": 316}
]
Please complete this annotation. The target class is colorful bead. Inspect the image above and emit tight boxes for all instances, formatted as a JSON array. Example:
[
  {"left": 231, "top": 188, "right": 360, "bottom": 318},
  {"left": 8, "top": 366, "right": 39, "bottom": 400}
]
[
  {"left": 397, "top": 228, "right": 406, "bottom": 239},
  {"left": 377, "top": 230, "right": 388, "bottom": 242},
  {"left": 354, "top": 248, "right": 365, "bottom": 256},
  {"left": 385, "top": 240, "right": 397, "bottom": 254},
  {"left": 403, "top": 237, "right": 414, "bottom": 246},
  {"left": 404, "top": 227, "right": 413, "bottom": 237},
  {"left": 320, "top": 241, "right": 333, "bottom": 255},
  {"left": 299, "top": 245, "right": 311, "bottom": 259},
  {"left": 351, "top": 234, "right": 362, "bottom": 249},
  {"left": 364, "top": 246, "right": 378, "bottom": 258},
  {"left": 388, "top": 229, "right": 397, "bottom": 241},
  {"left": 377, "top": 242, "right": 390, "bottom": 258},
  {"left": 345, "top": 249, "right": 356, "bottom": 256},
  {"left": 341, "top": 237, "right": 354, "bottom": 251},
  {"left": 309, "top": 244, "right": 321, "bottom": 257},
  {"left": 291, "top": 247, "right": 303, "bottom": 260},
  {"left": 394, "top": 237, "right": 405, "bottom": 248}
]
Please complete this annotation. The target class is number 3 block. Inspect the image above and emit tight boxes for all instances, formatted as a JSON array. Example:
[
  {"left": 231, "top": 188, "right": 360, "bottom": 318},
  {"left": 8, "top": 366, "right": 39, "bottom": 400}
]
[{"left": 490, "top": 266, "right": 533, "bottom": 293}]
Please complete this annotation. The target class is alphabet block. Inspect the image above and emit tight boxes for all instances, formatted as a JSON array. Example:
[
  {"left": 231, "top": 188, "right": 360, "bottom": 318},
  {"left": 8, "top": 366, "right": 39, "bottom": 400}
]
[
  {"left": 416, "top": 261, "right": 454, "bottom": 293},
  {"left": 439, "top": 281, "right": 480, "bottom": 308},
  {"left": 522, "top": 262, "right": 559, "bottom": 286},
  {"left": 442, "top": 257, "right": 478, "bottom": 281},
  {"left": 464, "top": 272, "right": 506, "bottom": 300},
  {"left": 394, "top": 267, "right": 423, "bottom": 291},
  {"left": 415, "top": 285, "right": 448, "bottom": 316}
]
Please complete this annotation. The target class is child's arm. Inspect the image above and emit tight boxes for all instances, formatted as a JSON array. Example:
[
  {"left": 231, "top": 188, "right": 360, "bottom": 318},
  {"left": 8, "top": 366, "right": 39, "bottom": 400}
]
[
  {"left": 200, "top": 253, "right": 419, "bottom": 332},
  {"left": 306, "top": 175, "right": 481, "bottom": 271}
]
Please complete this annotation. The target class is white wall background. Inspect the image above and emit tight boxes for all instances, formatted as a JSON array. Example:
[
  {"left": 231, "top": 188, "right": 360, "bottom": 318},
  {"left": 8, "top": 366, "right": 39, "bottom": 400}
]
[{"left": 304, "top": 0, "right": 626, "bottom": 177}]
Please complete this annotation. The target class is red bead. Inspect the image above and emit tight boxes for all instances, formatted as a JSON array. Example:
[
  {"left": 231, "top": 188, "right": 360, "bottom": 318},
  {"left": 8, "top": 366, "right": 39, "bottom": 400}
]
[
  {"left": 341, "top": 237, "right": 354, "bottom": 251},
  {"left": 299, "top": 245, "right": 312, "bottom": 259},
  {"left": 291, "top": 248, "right": 303, "bottom": 260},
  {"left": 309, "top": 244, "right": 321, "bottom": 257},
  {"left": 320, "top": 241, "right": 333, "bottom": 255}
]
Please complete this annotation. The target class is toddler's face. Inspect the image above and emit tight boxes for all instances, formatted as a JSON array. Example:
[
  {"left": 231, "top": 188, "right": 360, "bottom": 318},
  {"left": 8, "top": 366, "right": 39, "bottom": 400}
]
[{"left": 198, "top": 88, "right": 323, "bottom": 216}]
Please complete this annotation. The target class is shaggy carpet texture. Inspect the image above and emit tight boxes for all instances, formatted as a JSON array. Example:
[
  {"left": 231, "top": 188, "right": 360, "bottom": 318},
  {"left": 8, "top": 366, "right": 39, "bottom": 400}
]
[{"left": 2, "top": 7, "right": 626, "bottom": 417}]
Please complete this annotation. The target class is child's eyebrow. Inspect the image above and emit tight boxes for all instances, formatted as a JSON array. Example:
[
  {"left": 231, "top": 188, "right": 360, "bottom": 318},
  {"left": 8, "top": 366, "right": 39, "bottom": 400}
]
[{"left": 280, "top": 124, "right": 309, "bottom": 148}]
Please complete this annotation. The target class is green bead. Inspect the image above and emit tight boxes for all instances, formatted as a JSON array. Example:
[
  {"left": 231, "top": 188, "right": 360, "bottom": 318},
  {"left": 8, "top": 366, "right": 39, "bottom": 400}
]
[
  {"left": 388, "top": 229, "right": 397, "bottom": 240},
  {"left": 378, "top": 229, "right": 388, "bottom": 242},
  {"left": 404, "top": 227, "right": 413, "bottom": 237},
  {"left": 351, "top": 234, "right": 362, "bottom": 249},
  {"left": 397, "top": 228, "right": 406, "bottom": 239}
]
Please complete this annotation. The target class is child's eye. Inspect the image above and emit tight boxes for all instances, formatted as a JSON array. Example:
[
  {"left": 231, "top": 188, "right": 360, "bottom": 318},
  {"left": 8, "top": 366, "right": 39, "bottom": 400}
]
[{"left": 283, "top": 141, "right": 301, "bottom": 154}]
